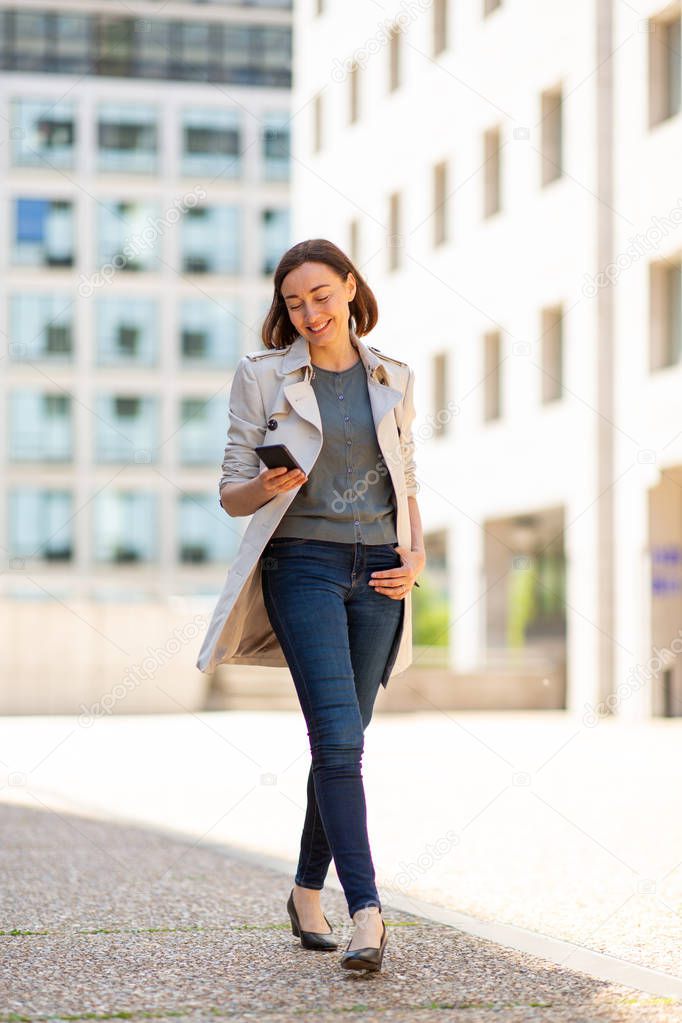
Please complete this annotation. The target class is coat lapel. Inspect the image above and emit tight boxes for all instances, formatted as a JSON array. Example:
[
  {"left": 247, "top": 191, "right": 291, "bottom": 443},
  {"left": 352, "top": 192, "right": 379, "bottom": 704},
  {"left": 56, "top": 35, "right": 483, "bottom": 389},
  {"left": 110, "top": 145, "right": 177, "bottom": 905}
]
[{"left": 276, "top": 330, "right": 404, "bottom": 441}]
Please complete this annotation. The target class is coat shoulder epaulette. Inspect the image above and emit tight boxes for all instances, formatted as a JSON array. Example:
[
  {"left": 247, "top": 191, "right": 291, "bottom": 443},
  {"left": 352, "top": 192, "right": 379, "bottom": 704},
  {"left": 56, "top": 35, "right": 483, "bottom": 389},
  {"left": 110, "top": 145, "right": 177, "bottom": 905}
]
[
  {"left": 245, "top": 347, "right": 288, "bottom": 361},
  {"left": 368, "top": 346, "right": 409, "bottom": 369}
]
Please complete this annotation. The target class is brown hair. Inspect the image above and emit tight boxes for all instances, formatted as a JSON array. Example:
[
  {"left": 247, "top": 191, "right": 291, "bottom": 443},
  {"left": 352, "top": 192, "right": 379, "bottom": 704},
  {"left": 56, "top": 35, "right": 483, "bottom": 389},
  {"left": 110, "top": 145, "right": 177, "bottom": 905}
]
[{"left": 261, "top": 238, "right": 378, "bottom": 350}]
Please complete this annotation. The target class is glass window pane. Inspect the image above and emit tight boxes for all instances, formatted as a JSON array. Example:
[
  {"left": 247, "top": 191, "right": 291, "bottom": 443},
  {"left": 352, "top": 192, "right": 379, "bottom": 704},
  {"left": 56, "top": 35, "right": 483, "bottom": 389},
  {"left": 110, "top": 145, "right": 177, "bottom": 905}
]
[
  {"left": 10, "top": 293, "right": 74, "bottom": 361},
  {"left": 93, "top": 492, "right": 157, "bottom": 563},
  {"left": 9, "top": 489, "right": 73, "bottom": 560},
  {"left": 11, "top": 98, "right": 75, "bottom": 168},
  {"left": 178, "top": 492, "right": 235, "bottom": 564},
  {"left": 178, "top": 393, "right": 225, "bottom": 465},
  {"left": 180, "top": 298, "right": 241, "bottom": 367},
  {"left": 13, "top": 199, "right": 74, "bottom": 267},
  {"left": 261, "top": 208, "right": 290, "bottom": 274},
  {"left": 95, "top": 395, "right": 159, "bottom": 462},
  {"left": 97, "top": 102, "right": 158, "bottom": 173},
  {"left": 96, "top": 296, "right": 158, "bottom": 365},
  {"left": 9, "top": 391, "right": 72, "bottom": 461},
  {"left": 181, "top": 107, "right": 241, "bottom": 178},
  {"left": 262, "top": 111, "right": 290, "bottom": 181},
  {"left": 181, "top": 205, "right": 241, "bottom": 274},
  {"left": 97, "top": 201, "right": 161, "bottom": 271}
]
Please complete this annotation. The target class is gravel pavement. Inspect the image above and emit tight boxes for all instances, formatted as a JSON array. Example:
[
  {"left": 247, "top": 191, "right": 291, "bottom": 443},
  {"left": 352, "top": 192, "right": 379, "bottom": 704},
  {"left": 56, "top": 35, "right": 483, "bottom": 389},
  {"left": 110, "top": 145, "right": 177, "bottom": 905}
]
[{"left": 2, "top": 802, "right": 682, "bottom": 1023}]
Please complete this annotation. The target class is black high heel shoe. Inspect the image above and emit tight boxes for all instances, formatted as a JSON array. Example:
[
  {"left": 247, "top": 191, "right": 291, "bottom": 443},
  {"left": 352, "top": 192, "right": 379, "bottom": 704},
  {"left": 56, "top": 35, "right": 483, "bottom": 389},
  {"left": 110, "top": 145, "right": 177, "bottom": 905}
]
[
  {"left": 287, "top": 888, "right": 338, "bottom": 951},
  {"left": 340, "top": 918, "right": 388, "bottom": 972}
]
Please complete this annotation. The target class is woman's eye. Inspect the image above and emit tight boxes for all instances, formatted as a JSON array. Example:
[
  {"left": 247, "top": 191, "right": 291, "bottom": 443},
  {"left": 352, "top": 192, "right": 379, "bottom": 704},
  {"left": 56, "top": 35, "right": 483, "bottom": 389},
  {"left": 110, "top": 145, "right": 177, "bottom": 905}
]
[{"left": 289, "top": 296, "right": 330, "bottom": 311}]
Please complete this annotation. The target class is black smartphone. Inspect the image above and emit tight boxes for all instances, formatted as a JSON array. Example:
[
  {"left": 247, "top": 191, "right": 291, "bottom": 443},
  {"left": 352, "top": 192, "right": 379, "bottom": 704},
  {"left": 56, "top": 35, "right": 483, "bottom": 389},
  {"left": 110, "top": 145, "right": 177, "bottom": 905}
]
[{"left": 254, "top": 443, "right": 305, "bottom": 474}]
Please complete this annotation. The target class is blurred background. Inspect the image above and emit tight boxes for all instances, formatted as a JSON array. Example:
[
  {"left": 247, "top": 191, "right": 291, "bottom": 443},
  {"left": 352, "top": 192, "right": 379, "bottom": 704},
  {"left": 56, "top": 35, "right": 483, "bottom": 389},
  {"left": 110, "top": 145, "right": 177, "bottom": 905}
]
[{"left": 1, "top": 0, "right": 681, "bottom": 720}]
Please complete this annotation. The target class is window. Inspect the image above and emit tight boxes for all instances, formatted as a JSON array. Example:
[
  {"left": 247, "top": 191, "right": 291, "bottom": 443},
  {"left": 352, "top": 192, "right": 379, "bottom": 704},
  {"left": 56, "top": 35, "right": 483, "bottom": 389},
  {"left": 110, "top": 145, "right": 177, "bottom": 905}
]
[
  {"left": 432, "top": 351, "right": 449, "bottom": 436},
  {"left": 10, "top": 294, "right": 74, "bottom": 361},
  {"left": 540, "top": 87, "right": 563, "bottom": 185},
  {"left": 349, "top": 62, "right": 360, "bottom": 124},
  {"left": 97, "top": 102, "right": 158, "bottom": 173},
  {"left": 648, "top": 11, "right": 681, "bottom": 126},
  {"left": 262, "top": 111, "right": 290, "bottom": 181},
  {"left": 182, "top": 107, "right": 241, "bottom": 179},
  {"left": 181, "top": 205, "right": 241, "bottom": 274},
  {"left": 95, "top": 395, "right": 158, "bottom": 462},
  {"left": 433, "top": 0, "right": 448, "bottom": 56},
  {"left": 433, "top": 160, "right": 448, "bottom": 246},
  {"left": 313, "top": 92, "right": 323, "bottom": 153},
  {"left": 97, "top": 200, "right": 161, "bottom": 272},
  {"left": 349, "top": 218, "right": 360, "bottom": 265},
  {"left": 179, "top": 396, "right": 225, "bottom": 465},
  {"left": 650, "top": 259, "right": 682, "bottom": 370},
  {"left": 9, "top": 391, "right": 72, "bottom": 461},
  {"left": 11, "top": 98, "right": 75, "bottom": 168},
  {"left": 93, "top": 492, "right": 157, "bottom": 563},
  {"left": 8, "top": 490, "right": 73, "bottom": 561},
  {"left": 483, "top": 330, "right": 502, "bottom": 421},
  {"left": 13, "top": 199, "right": 74, "bottom": 267},
  {"left": 540, "top": 305, "right": 564, "bottom": 402},
  {"left": 178, "top": 493, "right": 234, "bottom": 564},
  {"left": 483, "top": 126, "right": 501, "bottom": 217},
  {"left": 388, "top": 192, "right": 402, "bottom": 271},
  {"left": 0, "top": 11, "right": 292, "bottom": 87},
  {"left": 180, "top": 299, "right": 241, "bottom": 368},
  {"left": 389, "top": 24, "right": 402, "bottom": 92},
  {"left": 261, "top": 208, "right": 290, "bottom": 274},
  {"left": 96, "top": 297, "right": 158, "bottom": 366}
]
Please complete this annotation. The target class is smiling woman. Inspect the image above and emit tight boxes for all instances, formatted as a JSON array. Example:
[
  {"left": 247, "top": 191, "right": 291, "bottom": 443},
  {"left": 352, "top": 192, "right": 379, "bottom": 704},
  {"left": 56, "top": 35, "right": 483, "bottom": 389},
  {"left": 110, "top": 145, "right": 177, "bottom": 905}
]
[{"left": 197, "top": 237, "right": 425, "bottom": 975}]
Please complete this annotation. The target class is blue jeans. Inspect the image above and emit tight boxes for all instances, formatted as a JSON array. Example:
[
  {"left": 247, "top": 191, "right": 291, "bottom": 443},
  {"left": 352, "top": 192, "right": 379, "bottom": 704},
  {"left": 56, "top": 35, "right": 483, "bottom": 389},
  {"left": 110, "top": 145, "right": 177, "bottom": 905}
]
[{"left": 260, "top": 537, "right": 404, "bottom": 919}]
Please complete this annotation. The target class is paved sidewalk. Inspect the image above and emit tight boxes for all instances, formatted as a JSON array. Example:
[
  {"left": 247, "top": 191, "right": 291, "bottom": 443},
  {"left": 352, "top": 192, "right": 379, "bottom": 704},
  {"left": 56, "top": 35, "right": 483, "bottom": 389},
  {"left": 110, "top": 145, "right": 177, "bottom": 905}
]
[
  {"left": 1, "top": 802, "right": 681, "bottom": 1023},
  {"left": 2, "top": 711, "right": 682, "bottom": 982}
]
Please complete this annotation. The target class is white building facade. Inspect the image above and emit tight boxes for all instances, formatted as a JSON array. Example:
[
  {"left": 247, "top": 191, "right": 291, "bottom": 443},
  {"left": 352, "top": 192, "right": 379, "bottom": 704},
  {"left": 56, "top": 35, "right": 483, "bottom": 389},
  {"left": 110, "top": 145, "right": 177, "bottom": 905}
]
[{"left": 291, "top": 0, "right": 682, "bottom": 719}]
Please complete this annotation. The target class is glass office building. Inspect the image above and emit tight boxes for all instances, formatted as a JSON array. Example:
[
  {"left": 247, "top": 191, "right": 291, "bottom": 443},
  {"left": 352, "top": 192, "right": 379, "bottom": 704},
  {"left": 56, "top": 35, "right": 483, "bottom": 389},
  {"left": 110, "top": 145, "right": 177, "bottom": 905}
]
[{"left": 0, "top": 1, "right": 292, "bottom": 601}]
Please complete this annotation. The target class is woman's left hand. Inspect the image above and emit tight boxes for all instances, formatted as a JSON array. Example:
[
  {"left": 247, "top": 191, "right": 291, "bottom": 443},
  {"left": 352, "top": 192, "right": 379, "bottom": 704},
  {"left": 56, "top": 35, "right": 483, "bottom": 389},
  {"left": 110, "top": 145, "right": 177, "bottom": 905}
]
[{"left": 368, "top": 546, "right": 425, "bottom": 599}]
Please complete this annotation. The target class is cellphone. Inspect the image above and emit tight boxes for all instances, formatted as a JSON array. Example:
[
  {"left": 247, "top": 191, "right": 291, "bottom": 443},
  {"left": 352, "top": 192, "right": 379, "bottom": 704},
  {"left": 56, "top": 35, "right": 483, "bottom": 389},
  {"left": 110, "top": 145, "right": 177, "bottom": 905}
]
[{"left": 254, "top": 443, "right": 305, "bottom": 474}]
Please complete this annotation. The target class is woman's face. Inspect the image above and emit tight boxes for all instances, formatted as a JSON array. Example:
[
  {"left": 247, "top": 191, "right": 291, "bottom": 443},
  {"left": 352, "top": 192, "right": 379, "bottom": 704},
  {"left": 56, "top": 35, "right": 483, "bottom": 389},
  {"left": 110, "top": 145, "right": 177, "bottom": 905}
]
[{"left": 281, "top": 261, "right": 356, "bottom": 348}]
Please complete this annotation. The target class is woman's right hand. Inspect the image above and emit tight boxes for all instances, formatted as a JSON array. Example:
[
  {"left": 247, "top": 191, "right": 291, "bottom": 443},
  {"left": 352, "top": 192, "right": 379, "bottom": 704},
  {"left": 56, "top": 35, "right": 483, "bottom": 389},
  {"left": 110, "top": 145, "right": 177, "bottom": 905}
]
[{"left": 255, "top": 465, "right": 308, "bottom": 498}]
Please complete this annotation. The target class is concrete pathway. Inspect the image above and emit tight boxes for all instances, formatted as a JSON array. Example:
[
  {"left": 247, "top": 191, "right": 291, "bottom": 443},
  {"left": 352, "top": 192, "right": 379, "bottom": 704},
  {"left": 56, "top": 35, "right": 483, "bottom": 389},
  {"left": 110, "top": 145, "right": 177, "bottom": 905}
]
[
  {"left": 1, "top": 801, "right": 681, "bottom": 1023},
  {"left": 2, "top": 709, "right": 682, "bottom": 1020}
]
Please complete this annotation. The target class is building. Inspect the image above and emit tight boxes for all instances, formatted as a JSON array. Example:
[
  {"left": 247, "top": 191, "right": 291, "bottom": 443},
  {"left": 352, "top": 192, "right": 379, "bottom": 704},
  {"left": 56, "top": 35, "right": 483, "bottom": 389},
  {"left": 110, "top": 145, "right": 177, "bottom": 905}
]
[
  {"left": 0, "top": 1, "right": 292, "bottom": 712},
  {"left": 291, "top": 0, "right": 682, "bottom": 719}
]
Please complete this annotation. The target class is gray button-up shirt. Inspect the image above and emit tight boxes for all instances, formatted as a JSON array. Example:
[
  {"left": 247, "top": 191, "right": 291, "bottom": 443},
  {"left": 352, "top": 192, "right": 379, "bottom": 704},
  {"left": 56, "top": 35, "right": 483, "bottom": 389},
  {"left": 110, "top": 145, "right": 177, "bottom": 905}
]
[{"left": 270, "top": 358, "right": 398, "bottom": 544}]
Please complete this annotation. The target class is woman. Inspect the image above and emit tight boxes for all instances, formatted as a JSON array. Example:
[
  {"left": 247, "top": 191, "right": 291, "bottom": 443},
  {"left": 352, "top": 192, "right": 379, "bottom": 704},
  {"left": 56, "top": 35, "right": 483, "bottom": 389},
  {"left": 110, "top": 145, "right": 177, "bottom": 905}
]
[{"left": 208, "top": 238, "right": 425, "bottom": 973}]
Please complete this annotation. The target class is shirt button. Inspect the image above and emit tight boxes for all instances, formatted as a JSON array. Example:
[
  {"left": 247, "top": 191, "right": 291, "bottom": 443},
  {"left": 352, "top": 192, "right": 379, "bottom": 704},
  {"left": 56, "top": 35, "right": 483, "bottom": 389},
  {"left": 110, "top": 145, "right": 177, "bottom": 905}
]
[
  {"left": 354, "top": 520, "right": 360, "bottom": 526},
  {"left": 338, "top": 394, "right": 344, "bottom": 399},
  {"left": 346, "top": 439, "right": 351, "bottom": 446},
  {"left": 344, "top": 416, "right": 349, "bottom": 422}
]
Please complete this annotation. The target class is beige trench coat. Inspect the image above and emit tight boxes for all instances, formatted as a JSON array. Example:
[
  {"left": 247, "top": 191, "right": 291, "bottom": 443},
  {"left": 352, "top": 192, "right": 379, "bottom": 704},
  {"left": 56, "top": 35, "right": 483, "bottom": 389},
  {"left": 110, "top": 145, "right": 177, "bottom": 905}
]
[{"left": 195, "top": 328, "right": 419, "bottom": 688}]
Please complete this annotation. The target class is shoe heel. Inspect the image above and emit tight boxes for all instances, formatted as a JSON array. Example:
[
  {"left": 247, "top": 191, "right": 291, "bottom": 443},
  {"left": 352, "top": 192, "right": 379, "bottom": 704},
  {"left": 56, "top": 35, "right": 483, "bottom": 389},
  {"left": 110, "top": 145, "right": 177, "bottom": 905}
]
[{"left": 286, "top": 887, "right": 338, "bottom": 951}]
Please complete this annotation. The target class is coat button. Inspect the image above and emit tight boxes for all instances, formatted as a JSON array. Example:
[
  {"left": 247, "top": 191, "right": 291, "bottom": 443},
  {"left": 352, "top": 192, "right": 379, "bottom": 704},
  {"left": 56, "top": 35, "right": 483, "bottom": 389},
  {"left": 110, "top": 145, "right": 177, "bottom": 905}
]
[{"left": 267, "top": 418, "right": 278, "bottom": 430}]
